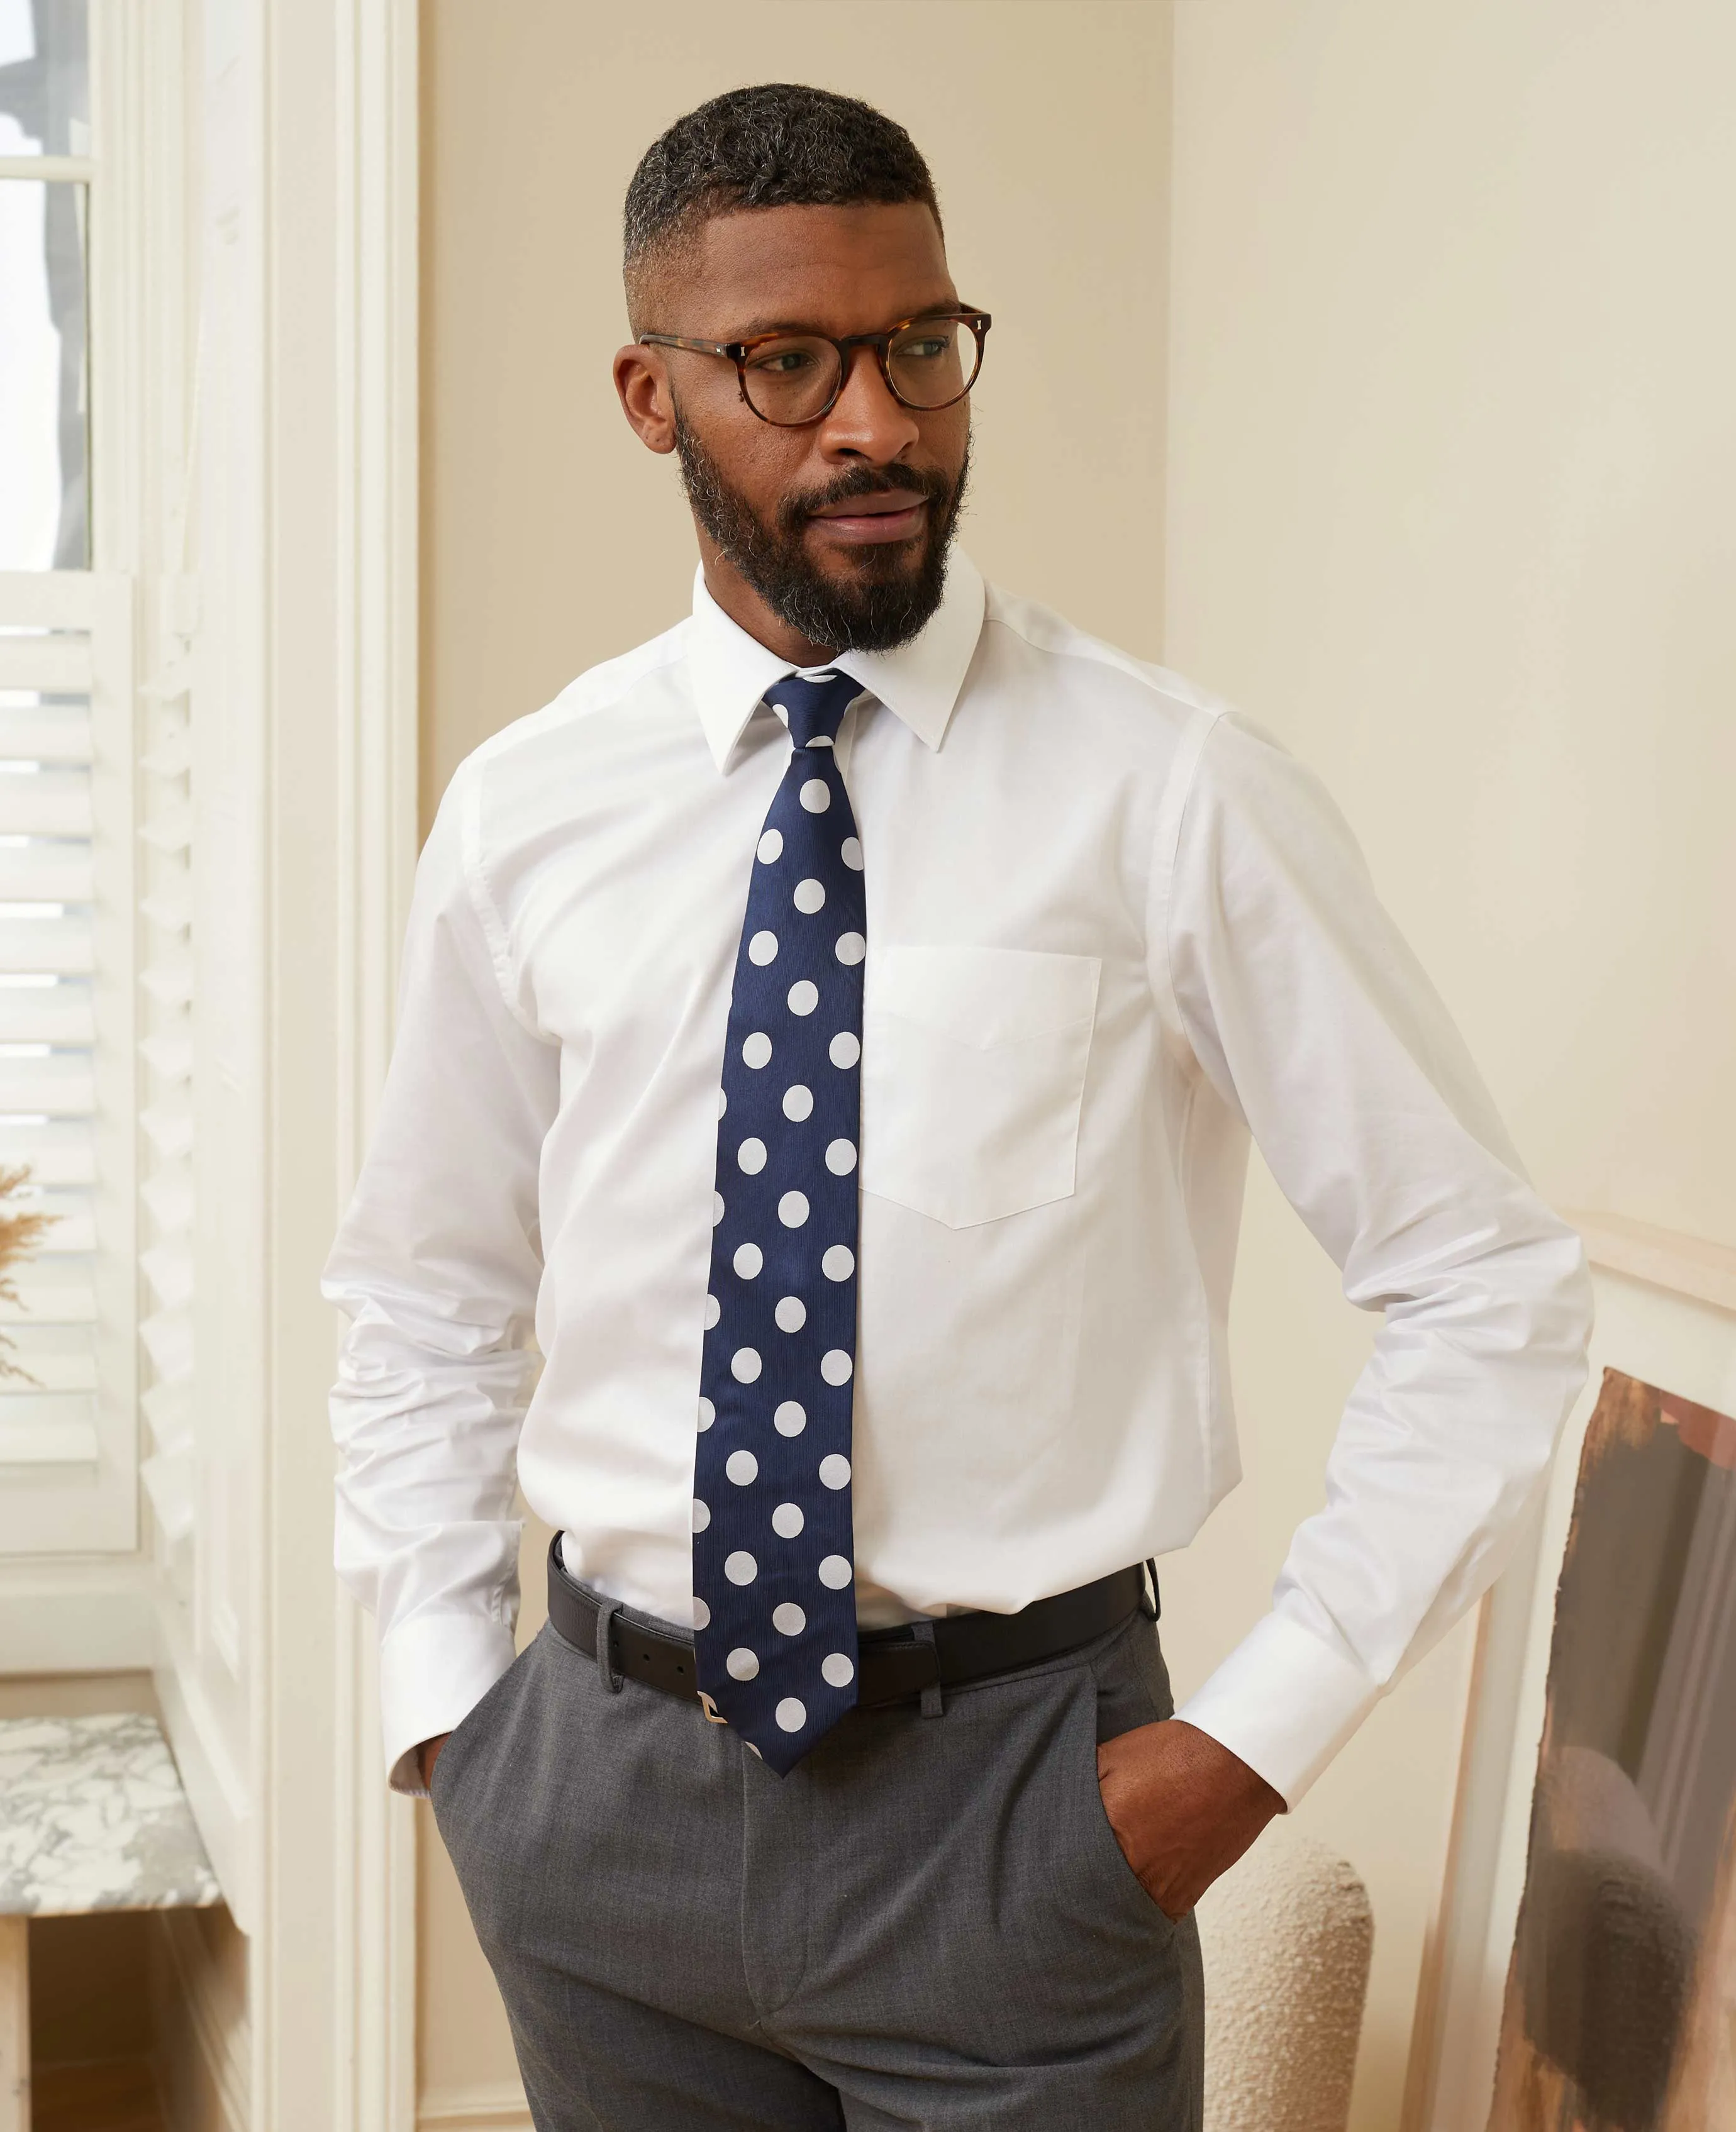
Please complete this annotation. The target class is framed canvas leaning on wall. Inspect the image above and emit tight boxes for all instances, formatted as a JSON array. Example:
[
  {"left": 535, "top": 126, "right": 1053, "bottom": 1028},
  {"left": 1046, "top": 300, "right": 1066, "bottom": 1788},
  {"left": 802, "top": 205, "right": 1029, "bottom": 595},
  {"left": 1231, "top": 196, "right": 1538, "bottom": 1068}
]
[{"left": 1410, "top": 1253, "right": 1736, "bottom": 2131}]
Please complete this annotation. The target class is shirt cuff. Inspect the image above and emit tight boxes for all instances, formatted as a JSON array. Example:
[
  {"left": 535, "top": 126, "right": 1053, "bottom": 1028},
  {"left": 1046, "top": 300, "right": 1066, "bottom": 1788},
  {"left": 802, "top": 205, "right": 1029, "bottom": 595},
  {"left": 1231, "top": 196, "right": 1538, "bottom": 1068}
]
[
  {"left": 1175, "top": 1609, "right": 1381, "bottom": 1808},
  {"left": 379, "top": 1608, "right": 520, "bottom": 1797}
]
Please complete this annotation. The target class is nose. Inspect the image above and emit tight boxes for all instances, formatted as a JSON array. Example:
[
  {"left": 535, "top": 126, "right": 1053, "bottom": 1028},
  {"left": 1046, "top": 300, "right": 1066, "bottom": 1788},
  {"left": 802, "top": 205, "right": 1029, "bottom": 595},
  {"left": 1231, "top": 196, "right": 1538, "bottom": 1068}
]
[{"left": 814, "top": 344, "right": 921, "bottom": 465}]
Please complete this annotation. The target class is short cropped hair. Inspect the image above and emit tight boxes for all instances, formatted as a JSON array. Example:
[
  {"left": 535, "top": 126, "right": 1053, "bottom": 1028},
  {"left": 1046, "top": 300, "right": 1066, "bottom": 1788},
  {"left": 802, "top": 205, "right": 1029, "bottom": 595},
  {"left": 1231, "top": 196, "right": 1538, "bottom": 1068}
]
[{"left": 623, "top": 84, "right": 941, "bottom": 326}]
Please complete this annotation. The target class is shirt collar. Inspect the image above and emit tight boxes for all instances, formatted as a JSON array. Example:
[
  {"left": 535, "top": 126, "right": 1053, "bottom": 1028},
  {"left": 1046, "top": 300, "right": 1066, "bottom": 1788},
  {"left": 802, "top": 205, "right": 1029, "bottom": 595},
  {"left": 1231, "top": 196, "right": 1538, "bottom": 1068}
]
[{"left": 685, "top": 550, "right": 986, "bottom": 773}]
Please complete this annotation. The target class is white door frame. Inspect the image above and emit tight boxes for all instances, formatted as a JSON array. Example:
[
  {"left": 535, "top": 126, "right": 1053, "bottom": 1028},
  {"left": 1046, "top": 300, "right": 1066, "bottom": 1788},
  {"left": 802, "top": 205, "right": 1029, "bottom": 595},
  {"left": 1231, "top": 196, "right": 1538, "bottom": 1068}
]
[
  {"left": 204, "top": 1, "right": 421, "bottom": 2123},
  {"left": 257, "top": 0, "right": 421, "bottom": 2123}
]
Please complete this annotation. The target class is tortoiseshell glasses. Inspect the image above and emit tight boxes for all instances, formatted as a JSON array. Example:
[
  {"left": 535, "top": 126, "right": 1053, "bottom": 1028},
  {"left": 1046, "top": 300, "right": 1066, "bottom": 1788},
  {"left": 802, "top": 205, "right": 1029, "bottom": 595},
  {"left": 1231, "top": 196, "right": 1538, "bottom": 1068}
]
[{"left": 637, "top": 309, "right": 991, "bottom": 427}]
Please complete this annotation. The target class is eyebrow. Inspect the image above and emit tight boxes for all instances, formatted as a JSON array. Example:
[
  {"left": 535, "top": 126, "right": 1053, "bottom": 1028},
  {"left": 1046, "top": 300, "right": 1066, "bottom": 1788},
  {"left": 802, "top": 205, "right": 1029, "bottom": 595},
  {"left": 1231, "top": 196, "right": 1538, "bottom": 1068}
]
[{"left": 721, "top": 303, "right": 967, "bottom": 341}]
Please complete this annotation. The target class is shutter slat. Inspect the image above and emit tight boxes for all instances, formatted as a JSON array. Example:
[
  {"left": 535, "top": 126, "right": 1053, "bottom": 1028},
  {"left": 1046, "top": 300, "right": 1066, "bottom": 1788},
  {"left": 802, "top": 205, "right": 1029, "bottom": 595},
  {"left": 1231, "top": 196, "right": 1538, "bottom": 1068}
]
[
  {"left": 140, "top": 1309, "right": 194, "bottom": 1381},
  {"left": 0, "top": 574, "right": 95, "bottom": 628},
  {"left": 142, "top": 1170, "right": 194, "bottom": 1234},
  {"left": 0, "top": 1279, "right": 99, "bottom": 1323},
  {"left": 0, "top": 638, "right": 92, "bottom": 692},
  {"left": 139, "top": 802, "right": 193, "bottom": 854},
  {"left": 140, "top": 956, "right": 194, "bottom": 1007},
  {"left": 0, "top": 709, "right": 93, "bottom": 763},
  {"left": 142, "top": 1445, "right": 197, "bottom": 1538},
  {"left": 0, "top": 1410, "right": 101, "bottom": 1465},
  {"left": 0, "top": 982, "right": 94, "bottom": 1043},
  {"left": 0, "top": 916, "right": 94, "bottom": 976},
  {"left": 142, "top": 1243, "right": 194, "bottom": 1310},
  {"left": 141, "top": 1102, "right": 193, "bottom": 1160},
  {"left": 1, "top": 1349, "right": 98, "bottom": 1392},
  {"left": 0, "top": 1055, "right": 96, "bottom": 1114},
  {"left": 142, "top": 1377, "right": 191, "bottom": 1446},
  {"left": 0, "top": 846, "right": 96, "bottom": 900},
  {"left": 142, "top": 884, "right": 192, "bottom": 934},
  {"left": 139, "top": 1031, "right": 192, "bottom": 1082},
  {"left": 0, "top": 771, "right": 92, "bottom": 836},
  {"left": 0, "top": 1122, "right": 96, "bottom": 1184}
]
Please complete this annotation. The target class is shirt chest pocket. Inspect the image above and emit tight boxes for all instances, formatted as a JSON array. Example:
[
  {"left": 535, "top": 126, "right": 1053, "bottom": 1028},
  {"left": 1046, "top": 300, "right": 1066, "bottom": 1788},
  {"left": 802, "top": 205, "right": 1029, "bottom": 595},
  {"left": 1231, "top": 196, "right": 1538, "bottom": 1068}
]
[{"left": 860, "top": 946, "right": 1101, "bottom": 1230}]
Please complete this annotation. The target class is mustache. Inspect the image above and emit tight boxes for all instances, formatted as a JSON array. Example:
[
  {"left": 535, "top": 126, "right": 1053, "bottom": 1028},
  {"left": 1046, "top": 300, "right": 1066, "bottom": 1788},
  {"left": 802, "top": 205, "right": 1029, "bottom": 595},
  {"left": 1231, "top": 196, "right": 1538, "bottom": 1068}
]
[{"left": 777, "top": 462, "right": 957, "bottom": 536}]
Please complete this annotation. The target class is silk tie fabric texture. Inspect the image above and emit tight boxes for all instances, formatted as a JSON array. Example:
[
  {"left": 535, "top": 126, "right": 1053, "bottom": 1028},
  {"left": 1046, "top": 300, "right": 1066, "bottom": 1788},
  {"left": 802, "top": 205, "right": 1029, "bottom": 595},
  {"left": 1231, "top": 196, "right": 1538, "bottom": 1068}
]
[{"left": 694, "top": 670, "right": 867, "bottom": 1773}]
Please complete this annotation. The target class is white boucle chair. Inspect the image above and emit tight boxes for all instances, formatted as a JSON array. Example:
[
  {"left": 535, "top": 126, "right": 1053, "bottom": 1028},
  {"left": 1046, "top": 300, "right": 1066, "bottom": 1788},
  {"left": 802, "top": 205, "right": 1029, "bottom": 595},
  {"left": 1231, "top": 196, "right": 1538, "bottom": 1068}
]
[{"left": 1195, "top": 1820, "right": 1374, "bottom": 2132}]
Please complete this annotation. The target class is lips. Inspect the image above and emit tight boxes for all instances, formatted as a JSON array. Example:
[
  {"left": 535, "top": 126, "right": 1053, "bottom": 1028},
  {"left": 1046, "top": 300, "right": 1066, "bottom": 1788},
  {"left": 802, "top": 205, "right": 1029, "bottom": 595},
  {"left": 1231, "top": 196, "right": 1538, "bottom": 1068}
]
[{"left": 808, "top": 491, "right": 930, "bottom": 544}]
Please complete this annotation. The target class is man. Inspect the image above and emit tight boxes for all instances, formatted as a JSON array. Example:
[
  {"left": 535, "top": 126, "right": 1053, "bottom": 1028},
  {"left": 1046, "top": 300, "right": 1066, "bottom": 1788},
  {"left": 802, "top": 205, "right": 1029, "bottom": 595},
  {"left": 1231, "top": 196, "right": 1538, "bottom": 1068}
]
[{"left": 326, "top": 83, "right": 1591, "bottom": 2131}]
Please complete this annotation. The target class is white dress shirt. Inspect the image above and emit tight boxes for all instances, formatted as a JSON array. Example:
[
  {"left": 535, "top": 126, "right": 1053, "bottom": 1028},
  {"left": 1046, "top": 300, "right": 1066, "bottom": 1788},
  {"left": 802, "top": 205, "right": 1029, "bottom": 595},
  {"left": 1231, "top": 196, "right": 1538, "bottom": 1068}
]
[{"left": 324, "top": 553, "right": 1592, "bottom": 1801}]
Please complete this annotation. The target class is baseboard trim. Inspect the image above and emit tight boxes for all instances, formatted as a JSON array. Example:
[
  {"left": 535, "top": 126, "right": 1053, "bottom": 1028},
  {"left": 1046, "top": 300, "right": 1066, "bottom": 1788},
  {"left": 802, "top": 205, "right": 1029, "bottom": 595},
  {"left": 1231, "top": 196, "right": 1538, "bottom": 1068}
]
[{"left": 416, "top": 2083, "right": 532, "bottom": 2130}]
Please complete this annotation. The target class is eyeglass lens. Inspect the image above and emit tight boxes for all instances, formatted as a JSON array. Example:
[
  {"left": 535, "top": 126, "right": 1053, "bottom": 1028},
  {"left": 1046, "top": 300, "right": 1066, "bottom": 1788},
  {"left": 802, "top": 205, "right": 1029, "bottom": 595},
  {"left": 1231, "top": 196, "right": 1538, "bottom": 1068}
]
[{"left": 742, "top": 318, "right": 983, "bottom": 424}]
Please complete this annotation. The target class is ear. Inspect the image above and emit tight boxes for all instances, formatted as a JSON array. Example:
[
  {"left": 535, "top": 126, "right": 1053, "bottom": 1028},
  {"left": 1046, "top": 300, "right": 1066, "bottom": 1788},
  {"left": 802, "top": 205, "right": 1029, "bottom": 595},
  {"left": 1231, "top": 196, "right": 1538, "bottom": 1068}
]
[{"left": 615, "top": 343, "right": 677, "bottom": 455}]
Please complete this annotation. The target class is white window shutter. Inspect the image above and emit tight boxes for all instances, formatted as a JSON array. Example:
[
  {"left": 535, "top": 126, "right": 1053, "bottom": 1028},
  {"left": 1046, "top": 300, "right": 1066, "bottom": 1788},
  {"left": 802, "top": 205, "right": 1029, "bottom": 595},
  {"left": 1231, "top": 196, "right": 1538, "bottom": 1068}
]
[{"left": 0, "top": 572, "right": 138, "bottom": 1550}]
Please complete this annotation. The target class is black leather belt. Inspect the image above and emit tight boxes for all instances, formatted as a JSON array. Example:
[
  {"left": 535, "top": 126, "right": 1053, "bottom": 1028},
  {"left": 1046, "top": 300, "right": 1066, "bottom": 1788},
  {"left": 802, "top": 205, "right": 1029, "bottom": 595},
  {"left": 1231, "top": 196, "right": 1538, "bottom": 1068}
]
[{"left": 545, "top": 1536, "right": 1155, "bottom": 1719}]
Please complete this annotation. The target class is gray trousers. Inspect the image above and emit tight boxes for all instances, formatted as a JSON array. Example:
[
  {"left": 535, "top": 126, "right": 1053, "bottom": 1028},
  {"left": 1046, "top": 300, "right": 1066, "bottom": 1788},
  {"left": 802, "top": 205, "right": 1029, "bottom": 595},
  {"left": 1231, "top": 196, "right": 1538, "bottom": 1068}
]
[{"left": 431, "top": 1600, "right": 1203, "bottom": 2131}]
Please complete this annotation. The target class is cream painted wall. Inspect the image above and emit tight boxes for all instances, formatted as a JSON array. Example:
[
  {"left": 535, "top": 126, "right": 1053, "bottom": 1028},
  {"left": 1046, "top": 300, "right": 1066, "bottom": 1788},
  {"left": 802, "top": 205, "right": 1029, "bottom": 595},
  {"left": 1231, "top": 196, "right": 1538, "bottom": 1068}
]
[
  {"left": 420, "top": 0, "right": 1170, "bottom": 827},
  {"left": 1162, "top": 3, "right": 1736, "bottom": 2127},
  {"left": 418, "top": 2, "right": 1171, "bottom": 2116}
]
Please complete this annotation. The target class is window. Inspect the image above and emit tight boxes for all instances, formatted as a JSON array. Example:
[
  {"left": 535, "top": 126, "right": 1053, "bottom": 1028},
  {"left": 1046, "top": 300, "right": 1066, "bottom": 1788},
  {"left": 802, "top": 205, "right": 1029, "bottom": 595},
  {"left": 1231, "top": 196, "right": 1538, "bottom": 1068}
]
[{"left": 0, "top": 0, "right": 139, "bottom": 1554}]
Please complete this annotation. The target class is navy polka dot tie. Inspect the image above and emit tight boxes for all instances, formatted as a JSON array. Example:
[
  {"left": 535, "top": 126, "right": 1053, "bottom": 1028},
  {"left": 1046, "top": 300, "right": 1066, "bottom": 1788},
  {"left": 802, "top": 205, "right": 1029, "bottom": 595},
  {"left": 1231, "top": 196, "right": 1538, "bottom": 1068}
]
[{"left": 693, "top": 670, "right": 865, "bottom": 1773}]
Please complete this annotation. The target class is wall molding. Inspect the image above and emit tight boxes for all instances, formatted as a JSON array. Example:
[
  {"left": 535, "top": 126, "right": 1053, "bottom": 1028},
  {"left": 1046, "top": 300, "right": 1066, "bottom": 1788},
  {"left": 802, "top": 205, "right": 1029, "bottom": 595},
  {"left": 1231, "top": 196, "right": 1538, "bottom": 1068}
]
[
  {"left": 416, "top": 2085, "right": 532, "bottom": 2132},
  {"left": 1567, "top": 1209, "right": 1736, "bottom": 1318},
  {"left": 0, "top": 1555, "right": 152, "bottom": 1672}
]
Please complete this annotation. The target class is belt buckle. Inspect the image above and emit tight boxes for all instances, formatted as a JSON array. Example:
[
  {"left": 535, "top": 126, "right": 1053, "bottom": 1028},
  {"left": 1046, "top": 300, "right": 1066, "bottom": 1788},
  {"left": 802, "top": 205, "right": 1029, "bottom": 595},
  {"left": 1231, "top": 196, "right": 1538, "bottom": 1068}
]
[{"left": 697, "top": 1691, "right": 728, "bottom": 1726}]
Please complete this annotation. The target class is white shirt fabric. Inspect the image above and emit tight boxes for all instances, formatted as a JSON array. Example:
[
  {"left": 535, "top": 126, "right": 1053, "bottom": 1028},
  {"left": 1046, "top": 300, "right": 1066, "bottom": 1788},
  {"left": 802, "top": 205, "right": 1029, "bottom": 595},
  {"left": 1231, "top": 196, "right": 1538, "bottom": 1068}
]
[{"left": 324, "top": 553, "right": 1592, "bottom": 1801}]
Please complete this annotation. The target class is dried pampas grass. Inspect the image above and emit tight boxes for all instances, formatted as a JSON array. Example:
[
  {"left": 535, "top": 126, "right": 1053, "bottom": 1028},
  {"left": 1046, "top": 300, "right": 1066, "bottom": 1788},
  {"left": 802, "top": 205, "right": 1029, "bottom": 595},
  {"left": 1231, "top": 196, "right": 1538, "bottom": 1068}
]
[{"left": 0, "top": 1163, "right": 55, "bottom": 1382}]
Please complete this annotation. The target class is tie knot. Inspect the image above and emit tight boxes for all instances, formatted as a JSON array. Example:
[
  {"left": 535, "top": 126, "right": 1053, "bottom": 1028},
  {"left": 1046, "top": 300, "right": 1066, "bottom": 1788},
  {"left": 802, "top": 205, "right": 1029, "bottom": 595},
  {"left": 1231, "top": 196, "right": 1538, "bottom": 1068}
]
[{"left": 764, "top": 670, "right": 860, "bottom": 752}]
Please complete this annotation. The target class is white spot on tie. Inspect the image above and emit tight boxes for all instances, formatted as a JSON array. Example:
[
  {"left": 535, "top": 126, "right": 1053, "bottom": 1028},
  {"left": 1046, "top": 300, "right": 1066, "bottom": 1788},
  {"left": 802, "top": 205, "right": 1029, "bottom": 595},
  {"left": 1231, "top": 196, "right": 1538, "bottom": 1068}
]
[
  {"left": 821, "top": 1653, "right": 855, "bottom": 1688},
  {"left": 725, "top": 1550, "right": 758, "bottom": 1585},
  {"left": 818, "top": 1555, "right": 854, "bottom": 1589},
  {"left": 726, "top": 1646, "right": 760, "bottom": 1681},
  {"left": 772, "top": 1501, "right": 805, "bottom": 1538},
  {"left": 828, "top": 1031, "right": 860, "bottom": 1069},
  {"left": 778, "top": 1191, "right": 810, "bottom": 1228},
  {"left": 748, "top": 930, "right": 779, "bottom": 967},
  {"left": 726, "top": 1450, "right": 758, "bottom": 1485},
  {"left": 782, "top": 1084, "right": 813, "bottom": 1122},
  {"left": 698, "top": 1396, "right": 715, "bottom": 1431},
  {"left": 841, "top": 836, "right": 864, "bottom": 871},
  {"left": 757, "top": 828, "right": 784, "bottom": 863},
  {"left": 692, "top": 1498, "right": 711, "bottom": 1533},
  {"left": 820, "top": 1350, "right": 854, "bottom": 1386},
  {"left": 773, "top": 1602, "right": 806, "bottom": 1636},
  {"left": 825, "top": 1138, "right": 857, "bottom": 1176},
  {"left": 834, "top": 932, "right": 866, "bottom": 967},
  {"left": 691, "top": 1596, "right": 711, "bottom": 1630},
  {"left": 703, "top": 1294, "right": 720, "bottom": 1330},
  {"left": 774, "top": 1400, "right": 806, "bottom": 1436},
  {"left": 733, "top": 1242, "right": 763, "bottom": 1279},
  {"left": 731, "top": 1347, "right": 762, "bottom": 1384},
  {"left": 800, "top": 779, "right": 830, "bottom": 814},
  {"left": 738, "top": 1138, "right": 767, "bottom": 1175},
  {"left": 821, "top": 1245, "right": 854, "bottom": 1282},
  {"left": 776, "top": 1697, "right": 808, "bottom": 1731},
  {"left": 793, "top": 878, "right": 825, "bottom": 915},
  {"left": 713, "top": 1191, "right": 726, "bottom": 1226},
  {"left": 787, "top": 980, "right": 818, "bottom": 1016},
  {"left": 742, "top": 1031, "right": 772, "bottom": 1070},
  {"left": 775, "top": 1296, "right": 807, "bottom": 1333},
  {"left": 819, "top": 1453, "right": 852, "bottom": 1489},
  {"left": 717, "top": 1089, "right": 728, "bottom": 1119}
]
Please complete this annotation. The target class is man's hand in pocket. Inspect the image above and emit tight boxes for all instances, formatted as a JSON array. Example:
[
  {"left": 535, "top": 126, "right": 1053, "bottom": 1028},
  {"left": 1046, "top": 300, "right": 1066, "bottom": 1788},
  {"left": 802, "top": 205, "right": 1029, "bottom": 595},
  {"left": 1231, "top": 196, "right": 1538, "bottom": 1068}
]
[{"left": 1096, "top": 1718, "right": 1284, "bottom": 1918}]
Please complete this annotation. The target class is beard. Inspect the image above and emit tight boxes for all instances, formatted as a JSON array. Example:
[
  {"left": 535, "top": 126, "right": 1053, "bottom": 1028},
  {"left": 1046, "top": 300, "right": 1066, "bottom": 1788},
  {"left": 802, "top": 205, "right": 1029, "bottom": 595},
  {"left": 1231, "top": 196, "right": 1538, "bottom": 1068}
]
[{"left": 673, "top": 413, "right": 969, "bottom": 653}]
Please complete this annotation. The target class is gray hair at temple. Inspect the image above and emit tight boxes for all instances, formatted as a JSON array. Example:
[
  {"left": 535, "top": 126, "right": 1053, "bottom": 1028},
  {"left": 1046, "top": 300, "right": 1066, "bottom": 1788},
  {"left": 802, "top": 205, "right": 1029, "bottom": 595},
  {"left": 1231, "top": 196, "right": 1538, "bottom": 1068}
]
[{"left": 622, "top": 83, "right": 942, "bottom": 330}]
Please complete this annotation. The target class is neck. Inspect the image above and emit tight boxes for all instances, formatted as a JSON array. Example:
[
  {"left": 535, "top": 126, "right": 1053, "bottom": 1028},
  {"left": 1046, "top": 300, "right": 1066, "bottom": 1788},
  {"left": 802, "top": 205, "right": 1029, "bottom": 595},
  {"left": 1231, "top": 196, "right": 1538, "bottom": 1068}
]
[{"left": 696, "top": 536, "right": 837, "bottom": 667}]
